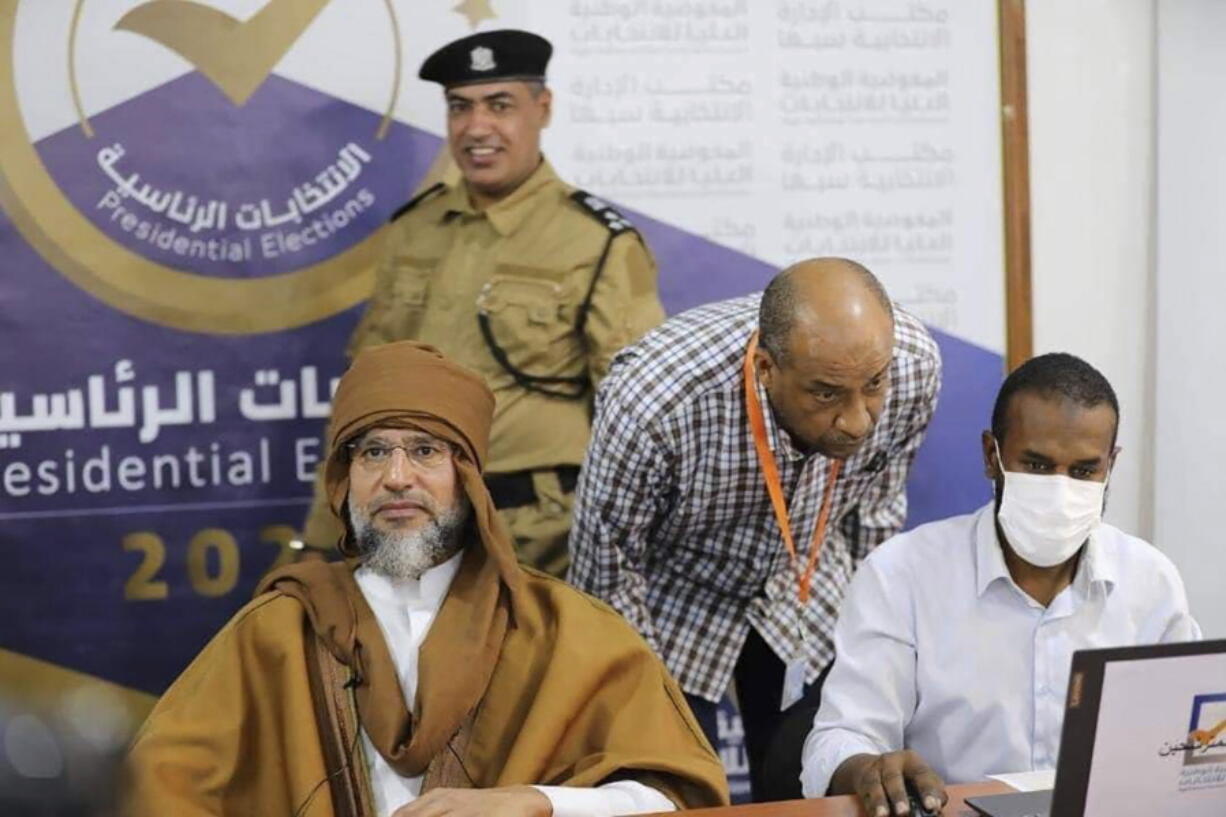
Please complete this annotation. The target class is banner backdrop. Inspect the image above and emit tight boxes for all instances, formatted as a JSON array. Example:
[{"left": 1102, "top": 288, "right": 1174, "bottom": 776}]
[{"left": 0, "top": 0, "right": 1005, "bottom": 802}]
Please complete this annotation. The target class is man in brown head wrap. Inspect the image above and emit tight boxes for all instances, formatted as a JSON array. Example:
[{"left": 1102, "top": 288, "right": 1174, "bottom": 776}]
[{"left": 122, "top": 342, "right": 728, "bottom": 817}]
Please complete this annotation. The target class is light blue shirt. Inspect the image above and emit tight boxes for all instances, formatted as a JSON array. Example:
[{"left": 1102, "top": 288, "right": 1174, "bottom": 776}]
[{"left": 800, "top": 503, "right": 1201, "bottom": 796}]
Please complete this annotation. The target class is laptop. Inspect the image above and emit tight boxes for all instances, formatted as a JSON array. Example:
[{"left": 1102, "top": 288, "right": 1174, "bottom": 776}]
[{"left": 966, "top": 639, "right": 1226, "bottom": 817}]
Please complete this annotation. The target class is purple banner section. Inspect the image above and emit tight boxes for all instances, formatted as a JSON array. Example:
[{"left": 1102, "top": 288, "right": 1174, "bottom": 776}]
[
  {"left": 907, "top": 330, "right": 998, "bottom": 527},
  {"left": 36, "top": 73, "right": 427, "bottom": 277},
  {"left": 0, "top": 72, "right": 419, "bottom": 691},
  {"left": 0, "top": 211, "right": 361, "bottom": 690},
  {"left": 0, "top": 73, "right": 997, "bottom": 703}
]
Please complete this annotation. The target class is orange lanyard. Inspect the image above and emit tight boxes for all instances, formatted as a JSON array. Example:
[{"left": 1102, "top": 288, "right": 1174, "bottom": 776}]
[{"left": 744, "top": 332, "right": 842, "bottom": 605}]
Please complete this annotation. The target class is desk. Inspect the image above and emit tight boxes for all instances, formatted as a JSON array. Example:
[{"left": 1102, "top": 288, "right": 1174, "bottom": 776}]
[{"left": 656, "top": 781, "right": 1014, "bottom": 816}]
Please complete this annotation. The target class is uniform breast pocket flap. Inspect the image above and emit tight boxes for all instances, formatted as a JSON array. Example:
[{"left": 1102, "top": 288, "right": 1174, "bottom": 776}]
[
  {"left": 479, "top": 271, "right": 572, "bottom": 326},
  {"left": 389, "top": 256, "right": 437, "bottom": 307}
]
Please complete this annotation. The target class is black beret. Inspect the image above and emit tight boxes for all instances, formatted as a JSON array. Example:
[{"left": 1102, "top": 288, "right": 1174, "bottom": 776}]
[{"left": 419, "top": 29, "right": 552, "bottom": 88}]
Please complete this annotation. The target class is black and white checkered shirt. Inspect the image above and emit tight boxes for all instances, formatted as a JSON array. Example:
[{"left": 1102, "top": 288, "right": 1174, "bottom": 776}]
[{"left": 568, "top": 294, "right": 942, "bottom": 702}]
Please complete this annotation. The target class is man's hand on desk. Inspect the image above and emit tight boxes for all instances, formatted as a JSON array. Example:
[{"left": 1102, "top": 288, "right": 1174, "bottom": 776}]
[
  {"left": 829, "top": 750, "right": 947, "bottom": 817},
  {"left": 391, "top": 786, "right": 552, "bottom": 817}
]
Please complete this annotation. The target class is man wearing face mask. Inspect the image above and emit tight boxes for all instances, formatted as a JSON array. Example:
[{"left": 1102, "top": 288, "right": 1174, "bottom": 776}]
[{"left": 799, "top": 352, "right": 1200, "bottom": 817}]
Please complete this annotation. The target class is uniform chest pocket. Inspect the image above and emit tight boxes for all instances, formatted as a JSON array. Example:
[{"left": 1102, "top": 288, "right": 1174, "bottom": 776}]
[
  {"left": 477, "top": 267, "right": 584, "bottom": 373},
  {"left": 350, "top": 255, "right": 438, "bottom": 353},
  {"left": 389, "top": 255, "right": 435, "bottom": 305},
  {"left": 481, "top": 278, "right": 562, "bottom": 323},
  {"left": 375, "top": 255, "right": 436, "bottom": 339}
]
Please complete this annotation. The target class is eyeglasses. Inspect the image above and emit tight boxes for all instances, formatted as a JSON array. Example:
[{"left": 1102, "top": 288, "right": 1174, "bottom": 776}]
[{"left": 346, "top": 438, "right": 454, "bottom": 473}]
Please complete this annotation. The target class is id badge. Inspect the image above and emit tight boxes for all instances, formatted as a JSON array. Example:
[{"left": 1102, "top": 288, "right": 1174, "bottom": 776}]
[{"left": 781, "top": 657, "right": 807, "bottom": 711}]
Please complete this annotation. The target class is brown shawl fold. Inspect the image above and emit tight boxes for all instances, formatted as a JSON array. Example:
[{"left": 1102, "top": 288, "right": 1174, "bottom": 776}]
[{"left": 258, "top": 541, "right": 505, "bottom": 779}]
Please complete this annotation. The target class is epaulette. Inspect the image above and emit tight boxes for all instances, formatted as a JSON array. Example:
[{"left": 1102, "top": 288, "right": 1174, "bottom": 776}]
[
  {"left": 388, "top": 181, "right": 446, "bottom": 223},
  {"left": 569, "top": 190, "right": 636, "bottom": 234}
]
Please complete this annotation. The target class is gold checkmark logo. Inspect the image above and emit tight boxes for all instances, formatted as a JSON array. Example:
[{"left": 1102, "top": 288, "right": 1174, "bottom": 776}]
[{"left": 114, "top": 0, "right": 332, "bottom": 106}]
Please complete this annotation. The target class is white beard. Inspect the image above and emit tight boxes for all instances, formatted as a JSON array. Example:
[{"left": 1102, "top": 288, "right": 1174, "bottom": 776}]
[{"left": 349, "top": 495, "right": 469, "bottom": 581}]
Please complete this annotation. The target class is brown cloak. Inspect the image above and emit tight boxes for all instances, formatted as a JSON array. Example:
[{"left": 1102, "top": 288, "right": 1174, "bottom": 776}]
[{"left": 121, "top": 342, "right": 728, "bottom": 815}]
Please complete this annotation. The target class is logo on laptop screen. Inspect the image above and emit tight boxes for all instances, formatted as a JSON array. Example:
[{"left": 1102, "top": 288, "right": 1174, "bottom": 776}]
[{"left": 1159, "top": 692, "right": 1226, "bottom": 792}]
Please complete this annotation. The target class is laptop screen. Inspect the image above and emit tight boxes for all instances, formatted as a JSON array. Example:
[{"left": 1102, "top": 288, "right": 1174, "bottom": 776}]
[{"left": 1052, "top": 639, "right": 1226, "bottom": 816}]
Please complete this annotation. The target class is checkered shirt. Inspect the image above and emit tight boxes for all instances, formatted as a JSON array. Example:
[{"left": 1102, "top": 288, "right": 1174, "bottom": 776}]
[{"left": 568, "top": 293, "right": 942, "bottom": 702}]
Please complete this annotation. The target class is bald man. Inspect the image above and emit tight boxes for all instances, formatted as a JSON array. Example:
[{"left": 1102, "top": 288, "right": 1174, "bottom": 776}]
[{"left": 568, "top": 259, "right": 942, "bottom": 801}]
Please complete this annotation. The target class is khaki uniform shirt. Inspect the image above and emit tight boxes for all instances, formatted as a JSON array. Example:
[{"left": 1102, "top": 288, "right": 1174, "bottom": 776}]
[{"left": 348, "top": 159, "right": 664, "bottom": 474}]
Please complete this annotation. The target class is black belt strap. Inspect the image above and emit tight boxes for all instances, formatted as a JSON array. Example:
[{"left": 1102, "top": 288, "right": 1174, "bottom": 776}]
[{"left": 485, "top": 466, "right": 580, "bottom": 510}]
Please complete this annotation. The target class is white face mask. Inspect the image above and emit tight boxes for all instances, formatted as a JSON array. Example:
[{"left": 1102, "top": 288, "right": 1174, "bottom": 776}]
[{"left": 993, "top": 440, "right": 1107, "bottom": 568}]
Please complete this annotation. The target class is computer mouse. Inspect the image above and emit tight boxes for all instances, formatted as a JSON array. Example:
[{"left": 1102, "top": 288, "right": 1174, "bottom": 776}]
[{"left": 908, "top": 790, "right": 942, "bottom": 816}]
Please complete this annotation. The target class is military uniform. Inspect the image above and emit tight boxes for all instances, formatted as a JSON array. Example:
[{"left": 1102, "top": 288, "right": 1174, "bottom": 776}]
[{"left": 303, "top": 159, "right": 664, "bottom": 574}]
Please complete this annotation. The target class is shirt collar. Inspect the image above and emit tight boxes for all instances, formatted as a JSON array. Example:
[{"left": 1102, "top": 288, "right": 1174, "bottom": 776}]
[
  {"left": 1073, "top": 527, "right": 1117, "bottom": 593},
  {"left": 973, "top": 502, "right": 1117, "bottom": 598},
  {"left": 441, "top": 157, "right": 560, "bottom": 236},
  {"left": 974, "top": 502, "right": 1012, "bottom": 597},
  {"left": 355, "top": 548, "right": 464, "bottom": 612}
]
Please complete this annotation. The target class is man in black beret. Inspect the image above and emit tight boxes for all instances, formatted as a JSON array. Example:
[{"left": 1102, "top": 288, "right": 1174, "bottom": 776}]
[
  {"left": 302, "top": 30, "right": 666, "bottom": 580},
  {"left": 418, "top": 29, "right": 555, "bottom": 203},
  {"left": 420, "top": 29, "right": 552, "bottom": 88}
]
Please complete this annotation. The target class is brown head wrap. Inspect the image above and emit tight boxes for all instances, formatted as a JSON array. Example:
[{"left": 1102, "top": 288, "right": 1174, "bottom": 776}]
[
  {"left": 258, "top": 341, "right": 523, "bottom": 778},
  {"left": 322, "top": 340, "right": 504, "bottom": 565}
]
